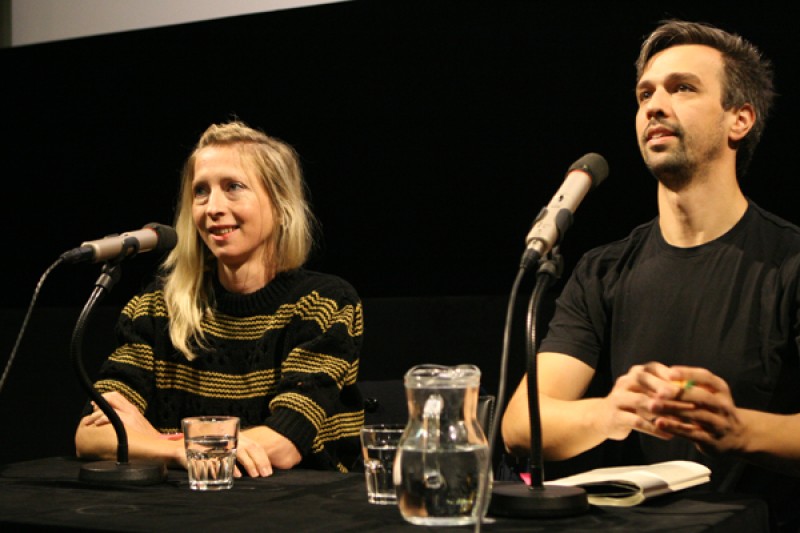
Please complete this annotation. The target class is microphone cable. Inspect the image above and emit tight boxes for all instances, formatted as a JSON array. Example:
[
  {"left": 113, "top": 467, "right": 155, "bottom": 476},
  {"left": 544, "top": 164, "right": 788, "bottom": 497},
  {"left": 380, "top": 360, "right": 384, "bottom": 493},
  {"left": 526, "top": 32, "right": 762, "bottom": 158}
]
[
  {"left": 0, "top": 256, "right": 65, "bottom": 396},
  {"left": 473, "top": 264, "right": 528, "bottom": 533}
]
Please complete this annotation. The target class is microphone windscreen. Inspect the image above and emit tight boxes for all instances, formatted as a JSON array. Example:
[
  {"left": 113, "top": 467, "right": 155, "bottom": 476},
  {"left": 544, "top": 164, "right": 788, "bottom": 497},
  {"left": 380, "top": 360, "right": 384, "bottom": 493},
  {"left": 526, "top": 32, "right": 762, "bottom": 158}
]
[
  {"left": 568, "top": 153, "right": 609, "bottom": 188},
  {"left": 144, "top": 223, "right": 178, "bottom": 252}
]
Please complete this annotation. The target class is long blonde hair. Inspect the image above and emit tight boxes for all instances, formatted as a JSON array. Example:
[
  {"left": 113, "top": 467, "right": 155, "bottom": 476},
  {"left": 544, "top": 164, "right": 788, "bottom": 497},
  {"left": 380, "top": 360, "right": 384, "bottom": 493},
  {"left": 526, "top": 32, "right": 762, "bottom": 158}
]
[{"left": 162, "top": 121, "right": 314, "bottom": 360}]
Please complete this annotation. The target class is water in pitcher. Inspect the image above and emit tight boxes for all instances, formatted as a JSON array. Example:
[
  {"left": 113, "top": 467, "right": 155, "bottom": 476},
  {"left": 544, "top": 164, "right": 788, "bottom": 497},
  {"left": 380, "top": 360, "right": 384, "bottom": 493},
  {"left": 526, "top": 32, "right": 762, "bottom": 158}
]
[
  {"left": 396, "top": 444, "right": 490, "bottom": 525},
  {"left": 395, "top": 364, "right": 491, "bottom": 525}
]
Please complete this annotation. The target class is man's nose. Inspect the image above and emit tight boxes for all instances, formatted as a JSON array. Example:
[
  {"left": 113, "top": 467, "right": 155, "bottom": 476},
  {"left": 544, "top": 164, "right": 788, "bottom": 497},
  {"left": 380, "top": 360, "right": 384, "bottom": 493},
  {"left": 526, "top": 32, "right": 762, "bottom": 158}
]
[{"left": 645, "top": 88, "right": 670, "bottom": 119}]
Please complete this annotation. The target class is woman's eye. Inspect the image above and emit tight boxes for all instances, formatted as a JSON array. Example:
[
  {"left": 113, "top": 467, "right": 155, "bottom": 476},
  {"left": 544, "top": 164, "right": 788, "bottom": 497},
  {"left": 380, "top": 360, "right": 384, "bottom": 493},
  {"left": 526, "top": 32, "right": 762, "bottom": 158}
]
[
  {"left": 193, "top": 185, "right": 208, "bottom": 197},
  {"left": 227, "top": 182, "right": 245, "bottom": 192}
]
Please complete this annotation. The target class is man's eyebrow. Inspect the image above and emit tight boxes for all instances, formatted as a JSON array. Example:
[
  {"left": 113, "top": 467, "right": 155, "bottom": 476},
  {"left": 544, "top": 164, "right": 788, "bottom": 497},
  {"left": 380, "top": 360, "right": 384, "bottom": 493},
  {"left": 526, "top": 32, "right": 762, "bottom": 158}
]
[
  {"left": 636, "top": 72, "right": 703, "bottom": 91},
  {"left": 665, "top": 72, "right": 703, "bottom": 85}
]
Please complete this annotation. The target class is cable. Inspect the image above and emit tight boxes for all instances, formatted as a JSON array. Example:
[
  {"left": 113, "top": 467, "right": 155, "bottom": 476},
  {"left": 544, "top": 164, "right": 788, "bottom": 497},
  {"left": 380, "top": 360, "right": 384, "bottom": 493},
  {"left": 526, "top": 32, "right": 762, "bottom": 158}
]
[
  {"left": 0, "top": 256, "right": 65, "bottom": 396},
  {"left": 473, "top": 265, "right": 528, "bottom": 533}
]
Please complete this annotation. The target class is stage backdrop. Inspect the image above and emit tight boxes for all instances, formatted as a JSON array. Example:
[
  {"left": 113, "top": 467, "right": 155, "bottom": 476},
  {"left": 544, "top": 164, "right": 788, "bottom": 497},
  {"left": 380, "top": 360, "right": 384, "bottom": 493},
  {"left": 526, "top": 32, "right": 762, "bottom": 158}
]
[{"left": 1, "top": 0, "right": 798, "bottom": 463}]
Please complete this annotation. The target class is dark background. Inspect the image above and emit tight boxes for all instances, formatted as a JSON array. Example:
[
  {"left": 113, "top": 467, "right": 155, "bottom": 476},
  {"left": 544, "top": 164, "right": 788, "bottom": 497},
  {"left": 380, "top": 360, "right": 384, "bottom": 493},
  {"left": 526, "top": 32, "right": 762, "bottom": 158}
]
[{"left": 1, "top": 0, "right": 799, "bottom": 464}]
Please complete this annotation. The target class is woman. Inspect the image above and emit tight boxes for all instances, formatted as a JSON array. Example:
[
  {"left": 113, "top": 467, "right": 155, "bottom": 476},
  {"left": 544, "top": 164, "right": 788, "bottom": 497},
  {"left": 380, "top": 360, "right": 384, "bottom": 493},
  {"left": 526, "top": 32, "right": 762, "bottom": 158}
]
[{"left": 75, "top": 121, "right": 364, "bottom": 476}]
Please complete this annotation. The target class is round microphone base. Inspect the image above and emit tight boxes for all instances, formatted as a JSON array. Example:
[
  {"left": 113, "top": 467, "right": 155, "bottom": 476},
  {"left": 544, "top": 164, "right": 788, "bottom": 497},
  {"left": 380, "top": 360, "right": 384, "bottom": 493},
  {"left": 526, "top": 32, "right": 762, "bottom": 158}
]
[
  {"left": 79, "top": 460, "right": 167, "bottom": 486},
  {"left": 489, "top": 481, "right": 589, "bottom": 518}
]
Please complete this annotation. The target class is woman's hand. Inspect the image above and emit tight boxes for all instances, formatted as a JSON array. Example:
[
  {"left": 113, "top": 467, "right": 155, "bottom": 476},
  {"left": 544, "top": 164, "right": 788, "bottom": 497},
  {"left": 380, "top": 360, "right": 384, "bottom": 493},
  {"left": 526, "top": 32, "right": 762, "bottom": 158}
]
[
  {"left": 76, "top": 392, "right": 184, "bottom": 466},
  {"left": 234, "top": 433, "right": 273, "bottom": 478},
  {"left": 241, "top": 426, "right": 302, "bottom": 472},
  {"left": 83, "top": 391, "right": 162, "bottom": 438}
]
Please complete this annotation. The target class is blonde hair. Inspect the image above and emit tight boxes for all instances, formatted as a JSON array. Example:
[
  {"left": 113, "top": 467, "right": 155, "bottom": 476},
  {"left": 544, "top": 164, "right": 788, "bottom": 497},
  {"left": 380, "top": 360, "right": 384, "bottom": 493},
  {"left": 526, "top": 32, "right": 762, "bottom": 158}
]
[{"left": 162, "top": 121, "right": 314, "bottom": 360}]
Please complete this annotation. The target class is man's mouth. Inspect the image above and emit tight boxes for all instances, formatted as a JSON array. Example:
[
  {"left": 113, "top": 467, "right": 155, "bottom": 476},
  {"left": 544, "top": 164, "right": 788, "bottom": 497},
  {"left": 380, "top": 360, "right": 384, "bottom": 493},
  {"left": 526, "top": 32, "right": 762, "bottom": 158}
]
[{"left": 644, "top": 121, "right": 679, "bottom": 144}]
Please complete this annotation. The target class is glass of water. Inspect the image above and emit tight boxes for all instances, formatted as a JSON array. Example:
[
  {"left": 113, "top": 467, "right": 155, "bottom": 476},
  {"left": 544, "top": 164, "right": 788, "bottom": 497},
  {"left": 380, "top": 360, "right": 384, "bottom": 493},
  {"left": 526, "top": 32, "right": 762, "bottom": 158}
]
[
  {"left": 182, "top": 416, "right": 240, "bottom": 491},
  {"left": 360, "top": 424, "right": 405, "bottom": 504}
]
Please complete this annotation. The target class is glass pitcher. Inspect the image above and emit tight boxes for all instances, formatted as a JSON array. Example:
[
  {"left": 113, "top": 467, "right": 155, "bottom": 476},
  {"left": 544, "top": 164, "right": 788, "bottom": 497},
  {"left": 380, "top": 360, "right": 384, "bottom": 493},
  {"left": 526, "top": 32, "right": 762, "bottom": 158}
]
[{"left": 393, "top": 364, "right": 491, "bottom": 526}]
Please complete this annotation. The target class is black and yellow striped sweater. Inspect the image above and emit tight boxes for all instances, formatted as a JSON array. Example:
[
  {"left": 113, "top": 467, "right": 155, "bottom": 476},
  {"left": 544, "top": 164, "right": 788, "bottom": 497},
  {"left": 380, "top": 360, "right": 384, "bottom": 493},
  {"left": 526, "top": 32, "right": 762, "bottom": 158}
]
[{"left": 93, "top": 268, "right": 365, "bottom": 472}]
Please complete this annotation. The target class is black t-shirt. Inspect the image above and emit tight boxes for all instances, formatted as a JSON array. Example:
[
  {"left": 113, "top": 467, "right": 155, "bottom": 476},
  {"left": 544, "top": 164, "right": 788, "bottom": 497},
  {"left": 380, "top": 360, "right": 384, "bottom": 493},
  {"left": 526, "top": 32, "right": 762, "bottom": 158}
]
[{"left": 540, "top": 202, "right": 800, "bottom": 528}]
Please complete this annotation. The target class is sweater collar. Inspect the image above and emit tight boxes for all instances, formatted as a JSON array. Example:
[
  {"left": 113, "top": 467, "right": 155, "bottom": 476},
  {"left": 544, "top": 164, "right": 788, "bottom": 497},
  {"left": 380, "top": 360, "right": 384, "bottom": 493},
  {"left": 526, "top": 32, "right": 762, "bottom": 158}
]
[{"left": 210, "top": 268, "right": 301, "bottom": 316}]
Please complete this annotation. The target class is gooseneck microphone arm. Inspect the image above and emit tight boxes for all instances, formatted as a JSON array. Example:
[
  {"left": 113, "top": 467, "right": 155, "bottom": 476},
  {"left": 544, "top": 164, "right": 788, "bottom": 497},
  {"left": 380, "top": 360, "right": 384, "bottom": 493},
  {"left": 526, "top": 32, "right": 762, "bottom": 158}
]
[
  {"left": 486, "top": 249, "right": 588, "bottom": 519},
  {"left": 524, "top": 249, "right": 563, "bottom": 489},
  {"left": 71, "top": 260, "right": 128, "bottom": 463},
  {"left": 72, "top": 251, "right": 166, "bottom": 485},
  {"left": 68, "top": 230, "right": 173, "bottom": 485},
  {"left": 485, "top": 153, "right": 608, "bottom": 521}
]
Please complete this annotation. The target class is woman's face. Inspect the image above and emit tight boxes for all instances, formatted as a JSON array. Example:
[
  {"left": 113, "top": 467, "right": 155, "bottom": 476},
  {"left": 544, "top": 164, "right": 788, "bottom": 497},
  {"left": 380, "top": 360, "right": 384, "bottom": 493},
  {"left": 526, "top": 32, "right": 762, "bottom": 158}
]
[{"left": 190, "top": 145, "right": 278, "bottom": 276}]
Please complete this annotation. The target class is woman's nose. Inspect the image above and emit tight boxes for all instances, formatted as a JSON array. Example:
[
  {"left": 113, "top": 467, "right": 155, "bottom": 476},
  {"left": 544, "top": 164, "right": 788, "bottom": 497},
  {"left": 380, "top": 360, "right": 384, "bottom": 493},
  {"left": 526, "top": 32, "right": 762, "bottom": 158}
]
[{"left": 205, "top": 189, "right": 226, "bottom": 217}]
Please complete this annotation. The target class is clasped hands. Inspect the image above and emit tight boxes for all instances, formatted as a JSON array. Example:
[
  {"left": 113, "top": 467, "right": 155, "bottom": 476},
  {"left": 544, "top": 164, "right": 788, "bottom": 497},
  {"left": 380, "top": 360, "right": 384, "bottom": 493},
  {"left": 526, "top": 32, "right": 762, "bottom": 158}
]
[{"left": 603, "top": 362, "right": 746, "bottom": 456}]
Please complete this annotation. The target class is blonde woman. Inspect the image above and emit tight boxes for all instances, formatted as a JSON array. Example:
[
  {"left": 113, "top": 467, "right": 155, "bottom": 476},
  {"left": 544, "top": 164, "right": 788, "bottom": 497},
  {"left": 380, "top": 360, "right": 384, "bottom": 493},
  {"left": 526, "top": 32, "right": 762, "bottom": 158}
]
[{"left": 75, "top": 121, "right": 364, "bottom": 476}]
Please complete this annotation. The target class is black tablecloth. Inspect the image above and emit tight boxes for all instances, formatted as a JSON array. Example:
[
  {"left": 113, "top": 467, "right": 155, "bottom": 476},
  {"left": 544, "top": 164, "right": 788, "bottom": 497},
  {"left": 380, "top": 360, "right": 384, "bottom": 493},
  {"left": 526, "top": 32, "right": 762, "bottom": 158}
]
[{"left": 0, "top": 457, "right": 769, "bottom": 532}]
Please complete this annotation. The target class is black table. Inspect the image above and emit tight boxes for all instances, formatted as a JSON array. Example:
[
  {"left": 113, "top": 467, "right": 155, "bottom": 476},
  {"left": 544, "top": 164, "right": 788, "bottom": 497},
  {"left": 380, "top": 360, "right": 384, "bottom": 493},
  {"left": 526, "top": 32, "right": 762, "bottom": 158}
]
[{"left": 0, "top": 457, "right": 769, "bottom": 532}]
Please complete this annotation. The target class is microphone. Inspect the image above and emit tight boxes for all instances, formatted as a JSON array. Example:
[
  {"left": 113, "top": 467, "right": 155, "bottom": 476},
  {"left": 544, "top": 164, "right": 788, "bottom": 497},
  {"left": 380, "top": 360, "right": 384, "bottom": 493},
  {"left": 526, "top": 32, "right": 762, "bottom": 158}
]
[
  {"left": 61, "top": 223, "right": 178, "bottom": 264},
  {"left": 521, "top": 153, "right": 609, "bottom": 269},
  {"left": 488, "top": 153, "right": 609, "bottom": 520}
]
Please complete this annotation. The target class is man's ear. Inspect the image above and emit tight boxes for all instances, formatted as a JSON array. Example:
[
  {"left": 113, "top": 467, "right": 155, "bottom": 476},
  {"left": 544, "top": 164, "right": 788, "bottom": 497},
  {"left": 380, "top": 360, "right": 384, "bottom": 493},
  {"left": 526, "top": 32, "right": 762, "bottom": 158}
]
[{"left": 730, "top": 103, "right": 755, "bottom": 142}]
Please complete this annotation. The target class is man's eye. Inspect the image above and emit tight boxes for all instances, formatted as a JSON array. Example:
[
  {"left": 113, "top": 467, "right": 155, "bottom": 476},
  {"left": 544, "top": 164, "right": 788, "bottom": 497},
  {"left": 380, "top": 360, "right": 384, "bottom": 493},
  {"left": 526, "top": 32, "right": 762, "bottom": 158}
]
[{"left": 638, "top": 91, "right": 651, "bottom": 102}]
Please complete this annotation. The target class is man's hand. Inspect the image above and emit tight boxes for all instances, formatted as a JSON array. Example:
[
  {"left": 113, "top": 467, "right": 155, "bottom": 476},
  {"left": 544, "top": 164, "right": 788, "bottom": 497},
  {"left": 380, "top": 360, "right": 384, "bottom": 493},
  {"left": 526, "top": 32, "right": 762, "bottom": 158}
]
[
  {"left": 651, "top": 366, "right": 746, "bottom": 456},
  {"left": 602, "top": 361, "right": 694, "bottom": 441}
]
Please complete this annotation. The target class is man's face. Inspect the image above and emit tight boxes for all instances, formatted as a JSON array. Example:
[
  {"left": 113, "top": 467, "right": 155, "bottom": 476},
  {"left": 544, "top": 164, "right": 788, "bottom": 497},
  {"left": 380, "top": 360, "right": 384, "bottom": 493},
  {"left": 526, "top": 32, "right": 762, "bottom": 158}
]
[{"left": 635, "top": 44, "right": 733, "bottom": 188}]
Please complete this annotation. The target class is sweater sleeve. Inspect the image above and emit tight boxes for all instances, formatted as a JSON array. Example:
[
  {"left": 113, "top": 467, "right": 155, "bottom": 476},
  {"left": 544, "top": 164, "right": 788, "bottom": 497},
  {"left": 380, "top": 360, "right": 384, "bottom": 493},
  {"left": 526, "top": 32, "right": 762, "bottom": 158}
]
[{"left": 264, "top": 275, "right": 364, "bottom": 458}]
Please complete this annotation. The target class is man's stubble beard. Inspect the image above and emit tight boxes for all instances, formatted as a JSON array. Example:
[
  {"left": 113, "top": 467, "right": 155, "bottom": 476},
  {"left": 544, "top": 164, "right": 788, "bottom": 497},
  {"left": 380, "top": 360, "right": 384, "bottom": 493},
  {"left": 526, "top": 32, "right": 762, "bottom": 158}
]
[
  {"left": 645, "top": 145, "right": 696, "bottom": 192},
  {"left": 642, "top": 120, "right": 727, "bottom": 192}
]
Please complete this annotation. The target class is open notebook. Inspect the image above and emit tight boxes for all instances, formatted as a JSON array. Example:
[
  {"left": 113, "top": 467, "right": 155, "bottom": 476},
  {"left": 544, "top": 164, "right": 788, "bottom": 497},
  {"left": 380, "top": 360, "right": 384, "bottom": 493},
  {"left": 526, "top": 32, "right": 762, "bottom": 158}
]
[{"left": 538, "top": 460, "right": 711, "bottom": 507}]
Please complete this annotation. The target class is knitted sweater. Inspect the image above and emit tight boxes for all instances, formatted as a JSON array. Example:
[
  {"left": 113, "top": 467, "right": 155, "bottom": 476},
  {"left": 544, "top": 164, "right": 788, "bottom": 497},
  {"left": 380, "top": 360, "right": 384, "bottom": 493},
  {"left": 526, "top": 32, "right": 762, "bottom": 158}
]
[{"left": 93, "top": 268, "right": 365, "bottom": 472}]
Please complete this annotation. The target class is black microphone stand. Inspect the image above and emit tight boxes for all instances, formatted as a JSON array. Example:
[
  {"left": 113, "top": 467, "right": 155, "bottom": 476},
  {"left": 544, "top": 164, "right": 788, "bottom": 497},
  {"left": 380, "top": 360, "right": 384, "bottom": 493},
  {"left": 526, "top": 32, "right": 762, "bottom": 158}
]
[
  {"left": 71, "top": 248, "right": 167, "bottom": 485},
  {"left": 489, "top": 247, "right": 588, "bottom": 517}
]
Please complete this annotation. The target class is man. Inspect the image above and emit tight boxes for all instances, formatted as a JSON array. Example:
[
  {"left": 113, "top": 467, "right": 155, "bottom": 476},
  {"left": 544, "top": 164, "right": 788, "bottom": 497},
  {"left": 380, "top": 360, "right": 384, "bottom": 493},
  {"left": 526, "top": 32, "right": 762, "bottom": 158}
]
[{"left": 502, "top": 20, "right": 800, "bottom": 531}]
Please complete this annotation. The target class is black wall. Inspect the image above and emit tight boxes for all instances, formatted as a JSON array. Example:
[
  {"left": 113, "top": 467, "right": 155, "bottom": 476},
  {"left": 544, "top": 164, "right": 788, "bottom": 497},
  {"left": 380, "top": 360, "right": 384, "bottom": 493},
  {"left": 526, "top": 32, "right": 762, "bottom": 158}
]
[{"left": 2, "top": 0, "right": 799, "bottom": 462}]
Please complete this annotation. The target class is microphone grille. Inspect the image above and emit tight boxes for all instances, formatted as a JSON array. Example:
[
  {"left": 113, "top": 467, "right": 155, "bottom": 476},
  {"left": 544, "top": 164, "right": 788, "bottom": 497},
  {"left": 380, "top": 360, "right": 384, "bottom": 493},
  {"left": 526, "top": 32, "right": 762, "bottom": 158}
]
[
  {"left": 568, "top": 153, "right": 609, "bottom": 188},
  {"left": 144, "top": 223, "right": 178, "bottom": 252}
]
